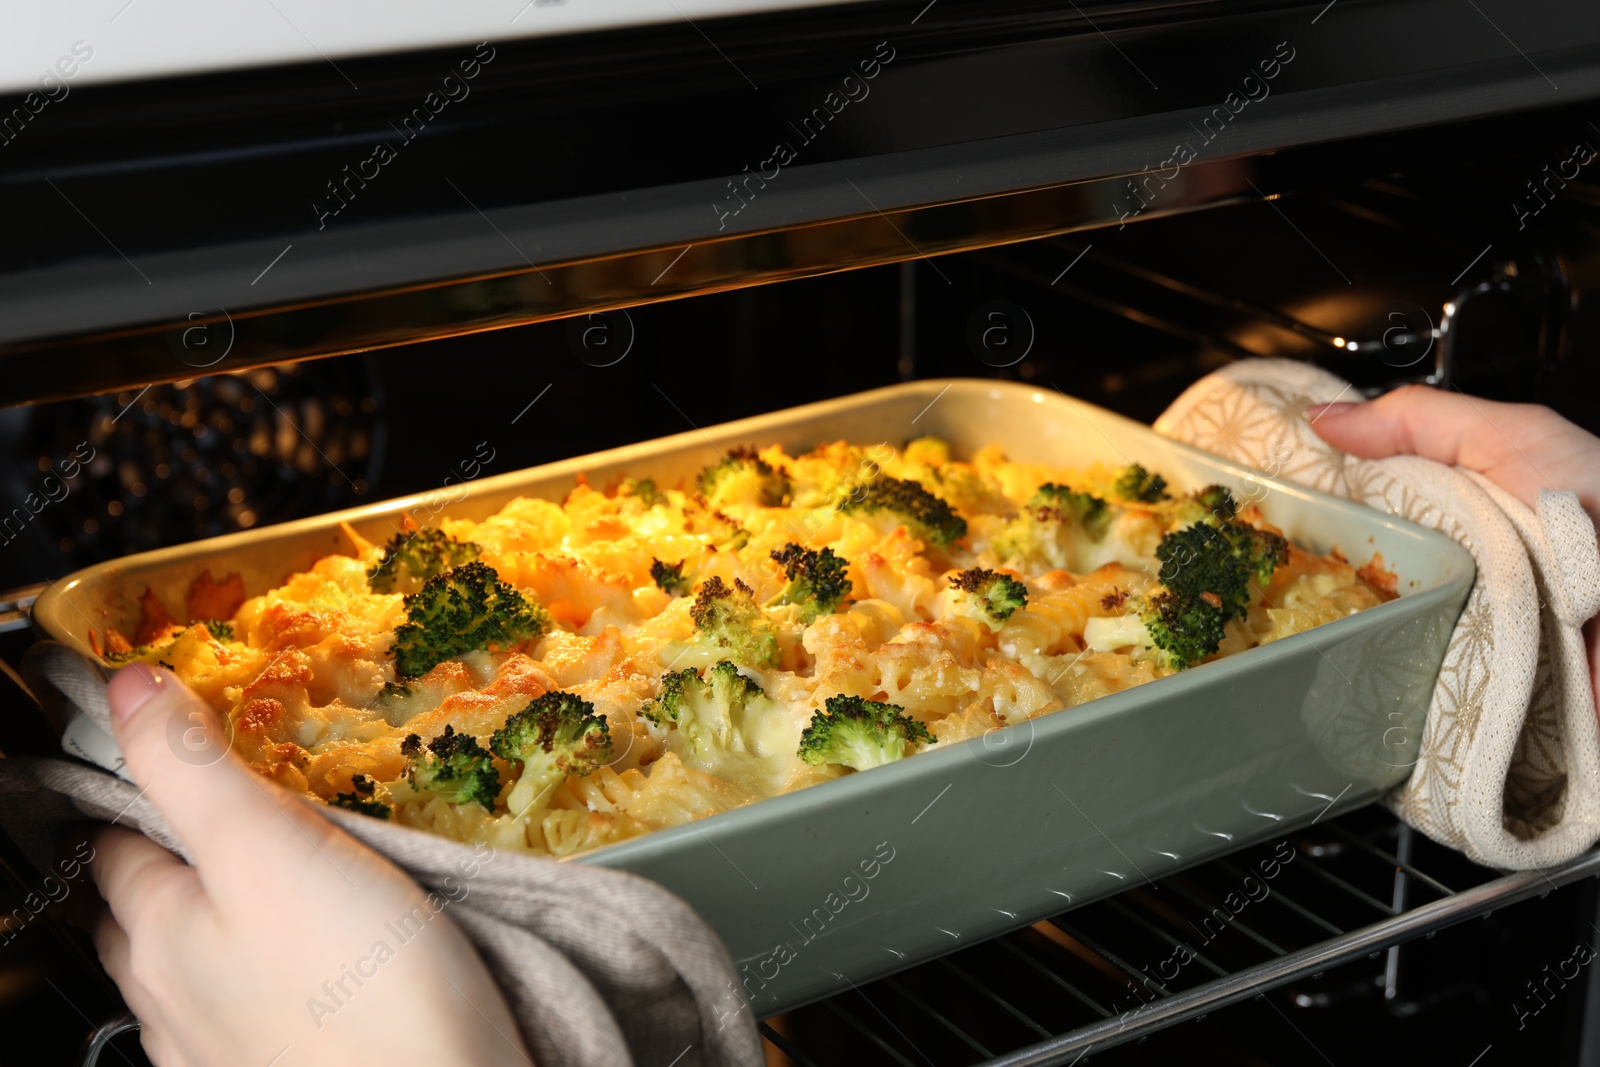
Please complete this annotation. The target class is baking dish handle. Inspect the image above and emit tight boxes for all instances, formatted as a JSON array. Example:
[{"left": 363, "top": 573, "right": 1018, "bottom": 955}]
[{"left": 76, "top": 1009, "right": 139, "bottom": 1067}]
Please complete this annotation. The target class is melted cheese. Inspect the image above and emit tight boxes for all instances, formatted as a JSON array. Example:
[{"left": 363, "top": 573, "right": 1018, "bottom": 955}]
[{"left": 155, "top": 442, "right": 1392, "bottom": 858}]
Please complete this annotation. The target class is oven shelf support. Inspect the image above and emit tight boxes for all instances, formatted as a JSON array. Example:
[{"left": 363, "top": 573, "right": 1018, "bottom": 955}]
[{"left": 971, "top": 848, "right": 1600, "bottom": 1066}]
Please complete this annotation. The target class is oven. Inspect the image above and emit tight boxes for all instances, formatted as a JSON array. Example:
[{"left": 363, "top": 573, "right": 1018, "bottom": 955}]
[{"left": 2, "top": 0, "right": 1599, "bottom": 1062}]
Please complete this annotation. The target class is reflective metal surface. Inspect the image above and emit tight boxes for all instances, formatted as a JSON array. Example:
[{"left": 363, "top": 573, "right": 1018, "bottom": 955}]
[
  {"left": 761, "top": 811, "right": 1600, "bottom": 1066},
  {"left": 2, "top": 0, "right": 1598, "bottom": 403}
]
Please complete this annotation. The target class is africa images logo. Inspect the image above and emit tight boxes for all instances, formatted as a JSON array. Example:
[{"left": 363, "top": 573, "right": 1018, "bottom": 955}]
[
  {"left": 1117, "top": 41, "right": 1297, "bottom": 228},
  {"left": 311, "top": 43, "right": 497, "bottom": 229},
  {"left": 711, "top": 41, "right": 897, "bottom": 231}
]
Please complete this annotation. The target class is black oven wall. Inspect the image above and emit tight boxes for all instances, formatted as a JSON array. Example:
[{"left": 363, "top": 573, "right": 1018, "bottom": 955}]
[{"left": 4, "top": 142, "right": 1598, "bottom": 591}]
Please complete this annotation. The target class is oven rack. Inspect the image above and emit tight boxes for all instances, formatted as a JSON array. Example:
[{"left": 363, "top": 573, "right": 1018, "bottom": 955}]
[
  {"left": 759, "top": 807, "right": 1600, "bottom": 1066},
  {"left": 970, "top": 193, "right": 1563, "bottom": 406}
]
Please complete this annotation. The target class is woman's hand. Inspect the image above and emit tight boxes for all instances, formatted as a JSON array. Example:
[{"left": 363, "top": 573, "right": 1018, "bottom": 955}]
[
  {"left": 1308, "top": 384, "right": 1600, "bottom": 715},
  {"left": 90, "top": 663, "right": 532, "bottom": 1067},
  {"left": 1307, "top": 385, "right": 1600, "bottom": 525}
]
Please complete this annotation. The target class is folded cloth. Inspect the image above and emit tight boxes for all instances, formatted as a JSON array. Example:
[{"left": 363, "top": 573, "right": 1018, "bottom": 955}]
[
  {"left": 1156, "top": 359, "right": 1600, "bottom": 870},
  {"left": 0, "top": 641, "right": 764, "bottom": 1067}
]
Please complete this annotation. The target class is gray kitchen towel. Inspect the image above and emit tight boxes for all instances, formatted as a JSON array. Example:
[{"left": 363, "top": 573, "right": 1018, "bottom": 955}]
[{"left": 0, "top": 641, "right": 763, "bottom": 1067}]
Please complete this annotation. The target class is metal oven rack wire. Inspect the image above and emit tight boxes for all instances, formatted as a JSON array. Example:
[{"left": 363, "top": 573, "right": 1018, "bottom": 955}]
[{"left": 758, "top": 809, "right": 1600, "bottom": 1066}]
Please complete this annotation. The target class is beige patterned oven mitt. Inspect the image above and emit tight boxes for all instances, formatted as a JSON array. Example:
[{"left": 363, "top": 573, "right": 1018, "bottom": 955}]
[{"left": 1156, "top": 359, "right": 1600, "bottom": 870}]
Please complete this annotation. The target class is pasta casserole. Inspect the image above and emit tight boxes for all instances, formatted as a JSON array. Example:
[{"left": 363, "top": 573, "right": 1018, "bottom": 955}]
[{"left": 95, "top": 438, "right": 1395, "bottom": 858}]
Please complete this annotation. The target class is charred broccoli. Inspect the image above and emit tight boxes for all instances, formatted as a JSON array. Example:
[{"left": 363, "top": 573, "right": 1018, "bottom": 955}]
[
  {"left": 490, "top": 690, "right": 613, "bottom": 815},
  {"left": 400, "top": 726, "right": 500, "bottom": 810},
  {"left": 1084, "top": 590, "right": 1229, "bottom": 671},
  {"left": 697, "top": 447, "right": 789, "bottom": 508},
  {"left": 368, "top": 527, "right": 482, "bottom": 594},
  {"left": 650, "top": 558, "right": 692, "bottom": 597},
  {"left": 1029, "top": 484, "right": 1113, "bottom": 540},
  {"left": 766, "top": 543, "right": 853, "bottom": 621},
  {"left": 1142, "top": 590, "right": 1229, "bottom": 669},
  {"left": 948, "top": 567, "right": 1029, "bottom": 630},
  {"left": 689, "top": 576, "right": 780, "bottom": 668},
  {"left": 640, "top": 660, "right": 772, "bottom": 755},
  {"left": 798, "top": 694, "right": 933, "bottom": 771},
  {"left": 683, "top": 503, "right": 751, "bottom": 552},
  {"left": 1156, "top": 520, "right": 1288, "bottom": 621},
  {"left": 329, "top": 773, "right": 393, "bottom": 819},
  {"left": 1085, "top": 517, "right": 1289, "bottom": 669},
  {"left": 390, "top": 561, "right": 550, "bottom": 679},
  {"left": 837, "top": 475, "right": 968, "bottom": 547},
  {"left": 1080, "top": 518, "right": 1284, "bottom": 671},
  {"left": 1114, "top": 464, "right": 1169, "bottom": 503}
]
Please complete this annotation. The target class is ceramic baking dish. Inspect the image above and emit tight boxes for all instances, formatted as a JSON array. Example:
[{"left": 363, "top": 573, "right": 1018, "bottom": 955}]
[{"left": 32, "top": 378, "right": 1474, "bottom": 1014}]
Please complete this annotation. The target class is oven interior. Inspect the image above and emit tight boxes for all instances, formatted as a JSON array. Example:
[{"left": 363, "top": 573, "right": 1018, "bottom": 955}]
[{"left": 3, "top": 104, "right": 1600, "bottom": 1065}]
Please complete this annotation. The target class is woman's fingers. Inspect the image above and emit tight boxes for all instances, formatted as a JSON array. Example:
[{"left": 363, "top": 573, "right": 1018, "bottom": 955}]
[
  {"left": 90, "top": 826, "right": 196, "bottom": 936},
  {"left": 1308, "top": 385, "right": 1518, "bottom": 468},
  {"left": 104, "top": 665, "right": 337, "bottom": 881},
  {"left": 92, "top": 909, "right": 135, "bottom": 997},
  {"left": 93, "top": 902, "right": 183, "bottom": 1067},
  {"left": 1308, "top": 384, "right": 1600, "bottom": 517}
]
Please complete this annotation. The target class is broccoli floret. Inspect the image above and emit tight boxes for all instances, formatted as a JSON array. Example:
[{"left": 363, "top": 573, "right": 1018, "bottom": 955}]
[
  {"left": 683, "top": 502, "right": 751, "bottom": 552},
  {"left": 617, "top": 477, "right": 666, "bottom": 508},
  {"left": 650, "top": 558, "right": 691, "bottom": 597},
  {"left": 329, "top": 773, "right": 393, "bottom": 819},
  {"left": 948, "top": 567, "right": 1029, "bottom": 630},
  {"left": 368, "top": 527, "right": 482, "bottom": 594},
  {"left": 374, "top": 679, "right": 449, "bottom": 720},
  {"left": 1163, "top": 484, "right": 1241, "bottom": 529},
  {"left": 989, "top": 509, "right": 1060, "bottom": 570},
  {"left": 1082, "top": 518, "right": 1285, "bottom": 672},
  {"left": 490, "top": 690, "right": 613, "bottom": 815},
  {"left": 1143, "top": 590, "right": 1228, "bottom": 669},
  {"left": 689, "top": 576, "right": 780, "bottom": 668},
  {"left": 390, "top": 561, "right": 550, "bottom": 679},
  {"left": 991, "top": 487, "right": 1113, "bottom": 571},
  {"left": 1114, "top": 464, "right": 1169, "bottom": 503},
  {"left": 103, "top": 620, "right": 229, "bottom": 666},
  {"left": 798, "top": 694, "right": 933, "bottom": 771},
  {"left": 1156, "top": 520, "right": 1289, "bottom": 622},
  {"left": 1190, "top": 485, "right": 1239, "bottom": 523},
  {"left": 697, "top": 447, "right": 789, "bottom": 508},
  {"left": 103, "top": 637, "right": 174, "bottom": 666},
  {"left": 784, "top": 442, "right": 879, "bottom": 507},
  {"left": 400, "top": 726, "right": 500, "bottom": 810},
  {"left": 201, "top": 619, "right": 234, "bottom": 642},
  {"left": 1029, "top": 484, "right": 1113, "bottom": 540},
  {"left": 766, "top": 544, "right": 853, "bottom": 621},
  {"left": 1083, "top": 590, "right": 1227, "bottom": 671},
  {"left": 640, "top": 668, "right": 694, "bottom": 726},
  {"left": 640, "top": 661, "right": 772, "bottom": 754},
  {"left": 838, "top": 475, "right": 968, "bottom": 548}
]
